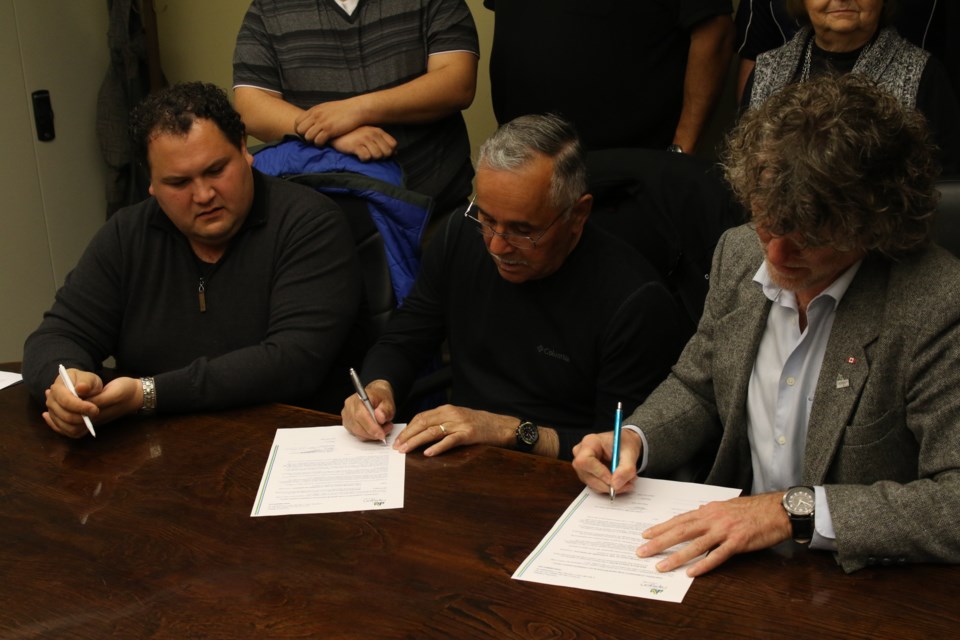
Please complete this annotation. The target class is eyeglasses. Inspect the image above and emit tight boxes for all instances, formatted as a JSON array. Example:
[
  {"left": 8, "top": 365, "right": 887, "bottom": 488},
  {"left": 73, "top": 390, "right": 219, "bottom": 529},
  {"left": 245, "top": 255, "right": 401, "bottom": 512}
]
[
  {"left": 750, "top": 222, "right": 820, "bottom": 251},
  {"left": 463, "top": 196, "right": 569, "bottom": 249}
]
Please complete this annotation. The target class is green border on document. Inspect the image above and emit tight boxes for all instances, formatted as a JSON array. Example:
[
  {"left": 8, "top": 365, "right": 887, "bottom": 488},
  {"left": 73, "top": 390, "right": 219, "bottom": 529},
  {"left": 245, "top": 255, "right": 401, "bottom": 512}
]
[
  {"left": 253, "top": 444, "right": 281, "bottom": 515},
  {"left": 514, "top": 490, "right": 590, "bottom": 577}
]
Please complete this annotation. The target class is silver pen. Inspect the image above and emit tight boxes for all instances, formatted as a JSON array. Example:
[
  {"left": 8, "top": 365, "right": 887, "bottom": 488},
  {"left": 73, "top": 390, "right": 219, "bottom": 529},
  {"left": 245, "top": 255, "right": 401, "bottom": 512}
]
[{"left": 349, "top": 368, "right": 386, "bottom": 444}]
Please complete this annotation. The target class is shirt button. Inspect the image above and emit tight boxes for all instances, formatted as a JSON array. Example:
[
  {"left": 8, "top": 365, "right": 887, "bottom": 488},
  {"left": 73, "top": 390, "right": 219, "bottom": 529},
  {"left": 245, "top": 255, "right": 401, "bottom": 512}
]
[
  {"left": 786, "top": 376, "right": 796, "bottom": 386},
  {"left": 777, "top": 435, "right": 786, "bottom": 445}
]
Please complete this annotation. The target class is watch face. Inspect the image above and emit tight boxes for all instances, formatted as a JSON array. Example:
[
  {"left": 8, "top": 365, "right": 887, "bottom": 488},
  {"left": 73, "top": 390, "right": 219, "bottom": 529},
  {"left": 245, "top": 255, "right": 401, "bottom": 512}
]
[
  {"left": 784, "top": 487, "right": 815, "bottom": 516},
  {"left": 517, "top": 421, "right": 538, "bottom": 445}
]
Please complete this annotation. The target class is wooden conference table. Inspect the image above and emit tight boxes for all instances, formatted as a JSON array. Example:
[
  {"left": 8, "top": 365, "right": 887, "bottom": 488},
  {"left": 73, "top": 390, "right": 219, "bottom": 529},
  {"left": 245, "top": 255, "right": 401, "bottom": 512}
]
[{"left": 1, "top": 379, "right": 958, "bottom": 639}]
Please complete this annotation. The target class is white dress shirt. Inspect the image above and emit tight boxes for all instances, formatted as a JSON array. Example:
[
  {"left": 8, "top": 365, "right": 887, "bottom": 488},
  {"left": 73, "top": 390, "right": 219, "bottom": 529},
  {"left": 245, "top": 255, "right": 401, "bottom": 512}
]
[
  {"left": 335, "top": 0, "right": 360, "bottom": 15},
  {"left": 628, "top": 258, "right": 863, "bottom": 550},
  {"left": 746, "top": 259, "right": 861, "bottom": 547}
]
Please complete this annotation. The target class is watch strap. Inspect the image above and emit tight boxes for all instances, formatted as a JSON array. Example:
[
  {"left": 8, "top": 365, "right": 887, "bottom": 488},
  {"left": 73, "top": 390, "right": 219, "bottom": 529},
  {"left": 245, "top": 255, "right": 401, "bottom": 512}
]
[
  {"left": 790, "top": 514, "right": 814, "bottom": 544},
  {"left": 139, "top": 377, "right": 157, "bottom": 415},
  {"left": 783, "top": 486, "right": 815, "bottom": 544}
]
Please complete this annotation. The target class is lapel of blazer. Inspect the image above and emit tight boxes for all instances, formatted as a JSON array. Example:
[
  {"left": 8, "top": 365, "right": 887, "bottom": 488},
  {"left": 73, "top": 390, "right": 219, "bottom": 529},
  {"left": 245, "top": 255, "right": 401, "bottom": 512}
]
[
  {"left": 803, "top": 256, "right": 886, "bottom": 483},
  {"left": 710, "top": 263, "right": 771, "bottom": 489}
]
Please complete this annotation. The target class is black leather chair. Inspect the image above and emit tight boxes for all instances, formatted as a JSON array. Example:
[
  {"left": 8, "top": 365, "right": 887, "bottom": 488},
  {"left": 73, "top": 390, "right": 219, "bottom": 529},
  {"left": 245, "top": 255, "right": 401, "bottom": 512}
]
[
  {"left": 282, "top": 169, "right": 459, "bottom": 419},
  {"left": 258, "top": 173, "right": 396, "bottom": 412},
  {"left": 285, "top": 174, "right": 397, "bottom": 349},
  {"left": 587, "top": 148, "right": 743, "bottom": 334},
  {"left": 934, "top": 178, "right": 960, "bottom": 258},
  {"left": 328, "top": 190, "right": 397, "bottom": 346}
]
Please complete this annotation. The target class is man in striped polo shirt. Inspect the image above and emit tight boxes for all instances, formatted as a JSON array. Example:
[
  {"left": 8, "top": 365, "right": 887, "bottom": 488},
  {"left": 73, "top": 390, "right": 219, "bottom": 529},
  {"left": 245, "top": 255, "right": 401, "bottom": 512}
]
[{"left": 233, "top": 0, "right": 479, "bottom": 217}]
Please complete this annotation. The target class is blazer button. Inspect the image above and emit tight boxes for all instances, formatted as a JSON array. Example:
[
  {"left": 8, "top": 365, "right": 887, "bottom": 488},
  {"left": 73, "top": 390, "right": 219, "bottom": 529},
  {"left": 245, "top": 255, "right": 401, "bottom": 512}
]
[{"left": 867, "top": 556, "right": 877, "bottom": 565}]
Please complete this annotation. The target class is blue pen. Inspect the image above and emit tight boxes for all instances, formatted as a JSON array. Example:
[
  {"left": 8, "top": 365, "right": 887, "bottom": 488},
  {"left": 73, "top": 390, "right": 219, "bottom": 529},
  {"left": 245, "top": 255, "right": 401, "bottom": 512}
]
[{"left": 610, "top": 401, "right": 622, "bottom": 500}]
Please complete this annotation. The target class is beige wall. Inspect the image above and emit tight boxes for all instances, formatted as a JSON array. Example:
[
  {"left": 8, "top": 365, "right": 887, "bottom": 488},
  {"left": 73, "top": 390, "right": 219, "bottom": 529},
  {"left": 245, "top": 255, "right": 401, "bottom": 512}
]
[
  {"left": 153, "top": 1, "right": 246, "bottom": 92},
  {"left": 153, "top": 0, "right": 737, "bottom": 161},
  {"left": 464, "top": 1, "right": 497, "bottom": 157},
  {"left": 0, "top": 0, "right": 109, "bottom": 362}
]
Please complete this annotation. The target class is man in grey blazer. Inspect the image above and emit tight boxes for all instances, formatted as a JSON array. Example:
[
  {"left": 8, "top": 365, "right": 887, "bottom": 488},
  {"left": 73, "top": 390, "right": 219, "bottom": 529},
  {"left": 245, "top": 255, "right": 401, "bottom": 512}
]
[{"left": 573, "top": 74, "right": 960, "bottom": 574}]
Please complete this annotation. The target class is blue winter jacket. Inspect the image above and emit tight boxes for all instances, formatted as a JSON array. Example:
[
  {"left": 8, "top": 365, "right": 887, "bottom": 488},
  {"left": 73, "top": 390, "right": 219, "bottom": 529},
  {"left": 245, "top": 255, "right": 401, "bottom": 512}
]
[{"left": 253, "top": 139, "right": 433, "bottom": 304}]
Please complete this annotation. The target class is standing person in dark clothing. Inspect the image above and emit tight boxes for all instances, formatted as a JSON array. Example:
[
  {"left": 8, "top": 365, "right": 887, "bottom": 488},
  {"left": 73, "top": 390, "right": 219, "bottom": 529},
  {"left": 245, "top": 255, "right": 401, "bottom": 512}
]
[{"left": 485, "top": 0, "right": 734, "bottom": 155}]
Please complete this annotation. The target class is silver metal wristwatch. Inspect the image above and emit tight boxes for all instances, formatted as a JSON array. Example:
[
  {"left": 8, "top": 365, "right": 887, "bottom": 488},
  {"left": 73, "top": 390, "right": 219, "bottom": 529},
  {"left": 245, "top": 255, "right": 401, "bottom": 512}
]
[{"left": 139, "top": 377, "right": 156, "bottom": 415}]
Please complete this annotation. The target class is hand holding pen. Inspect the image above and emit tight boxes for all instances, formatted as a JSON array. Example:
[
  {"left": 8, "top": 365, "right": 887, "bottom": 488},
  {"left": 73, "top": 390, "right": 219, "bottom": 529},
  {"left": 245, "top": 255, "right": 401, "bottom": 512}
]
[
  {"left": 609, "top": 401, "right": 622, "bottom": 500},
  {"left": 57, "top": 364, "right": 97, "bottom": 437}
]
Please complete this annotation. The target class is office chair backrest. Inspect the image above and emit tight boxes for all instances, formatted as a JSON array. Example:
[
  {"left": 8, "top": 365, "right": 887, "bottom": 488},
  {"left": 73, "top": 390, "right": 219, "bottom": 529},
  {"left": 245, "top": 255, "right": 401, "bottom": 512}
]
[
  {"left": 330, "top": 191, "right": 396, "bottom": 344},
  {"left": 934, "top": 178, "right": 960, "bottom": 258},
  {"left": 285, "top": 176, "right": 397, "bottom": 348},
  {"left": 587, "top": 148, "right": 743, "bottom": 332}
]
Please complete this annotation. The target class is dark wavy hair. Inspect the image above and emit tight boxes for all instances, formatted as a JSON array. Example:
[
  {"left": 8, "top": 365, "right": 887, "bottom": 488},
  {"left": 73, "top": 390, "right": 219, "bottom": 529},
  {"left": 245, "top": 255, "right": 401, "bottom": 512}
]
[
  {"left": 723, "top": 74, "right": 940, "bottom": 258},
  {"left": 785, "top": 0, "right": 898, "bottom": 29},
  {"left": 130, "top": 81, "right": 245, "bottom": 171},
  {"left": 477, "top": 113, "right": 587, "bottom": 210}
]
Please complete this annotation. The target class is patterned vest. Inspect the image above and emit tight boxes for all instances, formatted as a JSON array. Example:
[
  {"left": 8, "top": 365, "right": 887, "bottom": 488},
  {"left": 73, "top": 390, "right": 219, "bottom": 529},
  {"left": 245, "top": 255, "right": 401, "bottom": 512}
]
[{"left": 750, "top": 26, "right": 930, "bottom": 110}]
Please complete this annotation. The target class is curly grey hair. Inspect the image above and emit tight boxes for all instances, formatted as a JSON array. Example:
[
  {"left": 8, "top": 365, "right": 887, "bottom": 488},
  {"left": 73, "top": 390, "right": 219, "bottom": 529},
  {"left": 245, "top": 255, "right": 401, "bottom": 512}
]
[{"left": 723, "top": 73, "right": 940, "bottom": 258}]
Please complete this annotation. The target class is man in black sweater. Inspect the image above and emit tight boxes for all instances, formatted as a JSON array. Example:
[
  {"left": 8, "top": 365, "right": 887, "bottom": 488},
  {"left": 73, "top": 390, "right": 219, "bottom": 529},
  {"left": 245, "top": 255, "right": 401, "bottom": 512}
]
[
  {"left": 342, "top": 114, "right": 686, "bottom": 460},
  {"left": 24, "top": 82, "right": 361, "bottom": 437}
]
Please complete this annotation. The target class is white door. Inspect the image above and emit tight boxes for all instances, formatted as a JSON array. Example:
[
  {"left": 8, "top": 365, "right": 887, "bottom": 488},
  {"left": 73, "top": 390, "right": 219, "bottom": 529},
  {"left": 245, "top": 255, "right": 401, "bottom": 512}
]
[{"left": 0, "top": 0, "right": 109, "bottom": 363}]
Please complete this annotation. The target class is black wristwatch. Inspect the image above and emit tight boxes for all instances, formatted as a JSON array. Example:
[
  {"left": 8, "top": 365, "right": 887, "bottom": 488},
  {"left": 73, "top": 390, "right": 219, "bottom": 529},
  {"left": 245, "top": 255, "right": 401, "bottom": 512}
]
[
  {"left": 782, "top": 486, "right": 816, "bottom": 544},
  {"left": 515, "top": 420, "right": 539, "bottom": 453}
]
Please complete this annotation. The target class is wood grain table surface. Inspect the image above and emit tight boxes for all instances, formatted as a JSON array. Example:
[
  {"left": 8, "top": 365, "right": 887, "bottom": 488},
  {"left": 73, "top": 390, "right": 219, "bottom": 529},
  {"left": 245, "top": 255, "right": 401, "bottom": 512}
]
[{"left": 1, "top": 377, "right": 957, "bottom": 639}]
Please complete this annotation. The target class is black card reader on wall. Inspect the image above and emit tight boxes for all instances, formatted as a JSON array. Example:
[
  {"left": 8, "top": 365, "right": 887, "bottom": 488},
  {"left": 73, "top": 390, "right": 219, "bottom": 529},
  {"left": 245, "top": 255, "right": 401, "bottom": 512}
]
[{"left": 32, "top": 90, "right": 56, "bottom": 142}]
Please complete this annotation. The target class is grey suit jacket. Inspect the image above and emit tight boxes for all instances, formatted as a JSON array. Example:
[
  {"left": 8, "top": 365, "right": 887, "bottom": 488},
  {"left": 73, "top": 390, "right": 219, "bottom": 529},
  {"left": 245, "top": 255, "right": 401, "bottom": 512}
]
[{"left": 633, "top": 225, "right": 960, "bottom": 572}]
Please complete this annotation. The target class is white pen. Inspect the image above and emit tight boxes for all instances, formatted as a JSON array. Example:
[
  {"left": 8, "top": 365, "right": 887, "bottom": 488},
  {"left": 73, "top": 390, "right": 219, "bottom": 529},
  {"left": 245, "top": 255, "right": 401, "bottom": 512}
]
[
  {"left": 349, "top": 368, "right": 386, "bottom": 444},
  {"left": 57, "top": 364, "right": 96, "bottom": 437}
]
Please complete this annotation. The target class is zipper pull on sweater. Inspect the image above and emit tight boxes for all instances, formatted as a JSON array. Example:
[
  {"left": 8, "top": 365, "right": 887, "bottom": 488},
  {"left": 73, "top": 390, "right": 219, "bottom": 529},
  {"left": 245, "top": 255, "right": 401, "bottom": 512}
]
[{"left": 198, "top": 277, "right": 207, "bottom": 313}]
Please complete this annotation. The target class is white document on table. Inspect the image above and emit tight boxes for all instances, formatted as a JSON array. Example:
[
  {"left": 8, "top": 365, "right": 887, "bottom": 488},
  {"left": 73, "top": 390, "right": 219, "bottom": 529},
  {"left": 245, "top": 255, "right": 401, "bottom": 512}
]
[
  {"left": 251, "top": 424, "right": 406, "bottom": 517},
  {"left": 513, "top": 478, "right": 741, "bottom": 603},
  {"left": 0, "top": 371, "right": 23, "bottom": 390}
]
